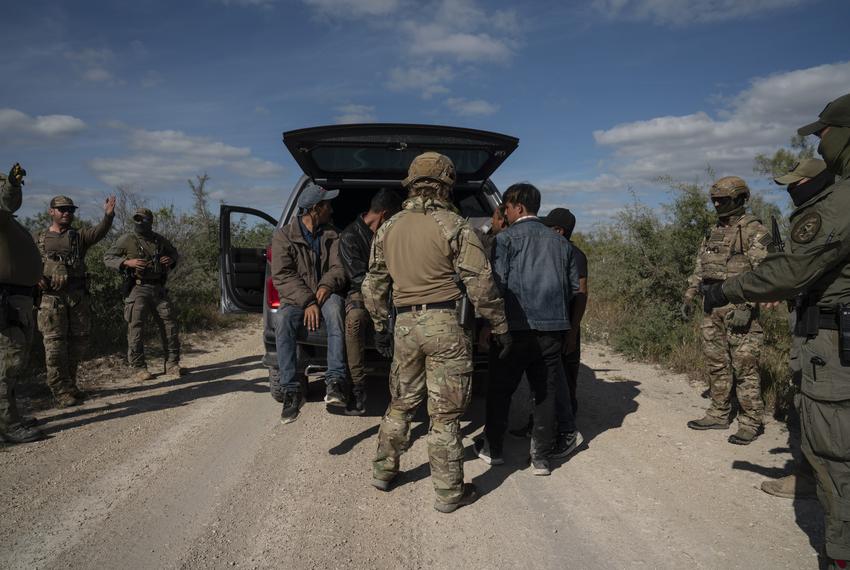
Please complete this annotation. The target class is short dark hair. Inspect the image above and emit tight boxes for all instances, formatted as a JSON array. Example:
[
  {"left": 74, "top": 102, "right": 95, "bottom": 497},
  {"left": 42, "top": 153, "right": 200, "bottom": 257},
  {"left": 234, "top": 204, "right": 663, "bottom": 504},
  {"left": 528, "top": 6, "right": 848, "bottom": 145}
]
[
  {"left": 502, "top": 182, "right": 541, "bottom": 215},
  {"left": 370, "top": 188, "right": 403, "bottom": 215}
]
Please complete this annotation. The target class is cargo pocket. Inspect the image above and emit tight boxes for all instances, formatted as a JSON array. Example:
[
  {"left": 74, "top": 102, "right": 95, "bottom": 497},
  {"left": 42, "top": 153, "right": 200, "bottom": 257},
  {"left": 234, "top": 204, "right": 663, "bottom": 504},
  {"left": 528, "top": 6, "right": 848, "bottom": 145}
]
[
  {"left": 802, "top": 331, "right": 850, "bottom": 401},
  {"left": 123, "top": 299, "right": 134, "bottom": 323}
]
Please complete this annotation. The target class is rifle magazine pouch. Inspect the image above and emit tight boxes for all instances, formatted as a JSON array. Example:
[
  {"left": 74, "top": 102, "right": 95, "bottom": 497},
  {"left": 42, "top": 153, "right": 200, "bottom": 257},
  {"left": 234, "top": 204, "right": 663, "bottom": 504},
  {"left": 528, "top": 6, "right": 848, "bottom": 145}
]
[{"left": 840, "top": 306, "right": 850, "bottom": 367}]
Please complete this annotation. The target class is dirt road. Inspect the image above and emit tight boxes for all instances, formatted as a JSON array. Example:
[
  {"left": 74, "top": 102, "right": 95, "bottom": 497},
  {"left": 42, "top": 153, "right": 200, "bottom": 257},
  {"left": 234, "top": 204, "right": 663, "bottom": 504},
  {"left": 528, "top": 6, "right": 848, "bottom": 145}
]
[{"left": 0, "top": 321, "right": 824, "bottom": 569}]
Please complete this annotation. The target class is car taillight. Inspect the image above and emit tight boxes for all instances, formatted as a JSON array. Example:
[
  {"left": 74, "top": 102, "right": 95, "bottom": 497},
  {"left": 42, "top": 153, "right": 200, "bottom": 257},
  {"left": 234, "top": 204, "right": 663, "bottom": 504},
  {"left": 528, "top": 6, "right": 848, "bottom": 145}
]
[{"left": 265, "top": 245, "right": 280, "bottom": 309}]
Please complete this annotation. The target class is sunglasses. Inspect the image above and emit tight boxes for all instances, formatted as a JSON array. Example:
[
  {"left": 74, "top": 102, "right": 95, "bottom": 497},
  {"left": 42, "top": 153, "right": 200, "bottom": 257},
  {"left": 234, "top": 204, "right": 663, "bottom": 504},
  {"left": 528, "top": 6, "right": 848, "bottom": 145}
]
[{"left": 56, "top": 206, "right": 77, "bottom": 213}]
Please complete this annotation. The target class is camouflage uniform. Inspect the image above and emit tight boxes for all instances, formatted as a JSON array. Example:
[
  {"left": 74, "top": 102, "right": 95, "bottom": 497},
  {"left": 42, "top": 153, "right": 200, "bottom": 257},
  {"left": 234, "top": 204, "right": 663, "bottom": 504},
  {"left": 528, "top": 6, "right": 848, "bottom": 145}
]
[
  {"left": 684, "top": 177, "right": 771, "bottom": 433},
  {"left": 363, "top": 153, "right": 507, "bottom": 510},
  {"left": 0, "top": 165, "right": 45, "bottom": 443},
  {"left": 36, "top": 196, "right": 113, "bottom": 401},
  {"left": 103, "top": 209, "right": 180, "bottom": 374}
]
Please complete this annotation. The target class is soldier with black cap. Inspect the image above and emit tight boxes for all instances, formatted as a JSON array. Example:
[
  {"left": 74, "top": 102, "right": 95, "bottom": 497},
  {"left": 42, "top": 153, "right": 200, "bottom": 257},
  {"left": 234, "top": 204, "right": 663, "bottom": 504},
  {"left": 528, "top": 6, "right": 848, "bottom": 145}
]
[
  {"left": 702, "top": 93, "right": 850, "bottom": 569},
  {"left": 0, "top": 163, "right": 46, "bottom": 443},
  {"left": 36, "top": 194, "right": 115, "bottom": 407},
  {"left": 103, "top": 207, "right": 181, "bottom": 382},
  {"left": 270, "top": 182, "right": 348, "bottom": 424}
]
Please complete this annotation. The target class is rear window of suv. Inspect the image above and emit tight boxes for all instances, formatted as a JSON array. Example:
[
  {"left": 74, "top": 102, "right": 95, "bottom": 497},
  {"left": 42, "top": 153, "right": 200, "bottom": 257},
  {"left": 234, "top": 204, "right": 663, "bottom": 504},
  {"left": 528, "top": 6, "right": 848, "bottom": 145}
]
[{"left": 310, "top": 147, "right": 490, "bottom": 178}]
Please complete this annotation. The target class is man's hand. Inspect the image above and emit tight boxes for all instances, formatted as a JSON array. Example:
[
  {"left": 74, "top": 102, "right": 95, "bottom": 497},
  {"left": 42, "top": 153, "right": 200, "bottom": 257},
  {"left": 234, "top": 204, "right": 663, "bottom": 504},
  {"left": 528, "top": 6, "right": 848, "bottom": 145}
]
[
  {"left": 159, "top": 255, "right": 174, "bottom": 268},
  {"left": 8, "top": 163, "right": 26, "bottom": 185},
  {"left": 104, "top": 195, "right": 116, "bottom": 216},
  {"left": 374, "top": 330, "right": 393, "bottom": 358},
  {"left": 303, "top": 304, "right": 321, "bottom": 331},
  {"left": 123, "top": 258, "right": 148, "bottom": 270},
  {"left": 762, "top": 301, "right": 784, "bottom": 310},
  {"left": 701, "top": 282, "right": 729, "bottom": 314},
  {"left": 37, "top": 276, "right": 49, "bottom": 290},
  {"left": 493, "top": 332, "right": 514, "bottom": 359},
  {"left": 50, "top": 273, "right": 68, "bottom": 291},
  {"left": 315, "top": 286, "right": 331, "bottom": 306}
]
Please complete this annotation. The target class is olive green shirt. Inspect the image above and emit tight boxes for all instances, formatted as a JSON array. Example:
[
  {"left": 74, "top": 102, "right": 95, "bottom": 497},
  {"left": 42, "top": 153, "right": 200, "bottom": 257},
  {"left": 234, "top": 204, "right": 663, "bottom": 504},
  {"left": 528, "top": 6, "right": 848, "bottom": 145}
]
[
  {"left": 723, "top": 177, "right": 850, "bottom": 307},
  {"left": 103, "top": 230, "right": 179, "bottom": 281}
]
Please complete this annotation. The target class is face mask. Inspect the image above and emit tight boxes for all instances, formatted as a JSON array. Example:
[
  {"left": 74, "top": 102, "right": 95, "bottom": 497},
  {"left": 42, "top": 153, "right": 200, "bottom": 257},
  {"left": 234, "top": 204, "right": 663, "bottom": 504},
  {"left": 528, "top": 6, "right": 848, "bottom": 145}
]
[
  {"left": 713, "top": 197, "right": 744, "bottom": 218},
  {"left": 817, "top": 126, "right": 850, "bottom": 175},
  {"left": 134, "top": 221, "right": 153, "bottom": 234},
  {"left": 787, "top": 169, "right": 835, "bottom": 207},
  {"left": 0, "top": 183, "right": 22, "bottom": 213}
]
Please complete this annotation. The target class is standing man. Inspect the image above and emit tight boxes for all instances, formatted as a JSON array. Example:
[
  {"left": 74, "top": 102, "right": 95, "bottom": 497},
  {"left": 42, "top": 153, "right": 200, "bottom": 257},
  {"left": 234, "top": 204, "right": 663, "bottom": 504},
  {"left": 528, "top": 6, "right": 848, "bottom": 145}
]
[
  {"left": 703, "top": 93, "right": 850, "bottom": 569},
  {"left": 475, "top": 183, "right": 582, "bottom": 477},
  {"left": 542, "top": 207, "right": 588, "bottom": 417},
  {"left": 0, "top": 164, "right": 46, "bottom": 443},
  {"left": 271, "top": 183, "right": 347, "bottom": 424},
  {"left": 103, "top": 208, "right": 182, "bottom": 381},
  {"left": 37, "top": 194, "right": 115, "bottom": 407},
  {"left": 761, "top": 158, "right": 832, "bottom": 500},
  {"left": 339, "top": 188, "right": 402, "bottom": 415},
  {"left": 363, "top": 152, "right": 510, "bottom": 513},
  {"left": 682, "top": 176, "right": 771, "bottom": 445}
]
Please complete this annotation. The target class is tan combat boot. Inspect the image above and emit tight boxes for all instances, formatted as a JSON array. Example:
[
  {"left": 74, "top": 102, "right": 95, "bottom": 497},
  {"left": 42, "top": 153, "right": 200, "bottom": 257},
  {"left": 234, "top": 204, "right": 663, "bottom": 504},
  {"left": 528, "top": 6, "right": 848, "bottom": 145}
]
[
  {"left": 133, "top": 368, "right": 154, "bottom": 382},
  {"left": 761, "top": 472, "right": 817, "bottom": 499},
  {"left": 55, "top": 392, "right": 84, "bottom": 408},
  {"left": 687, "top": 416, "right": 730, "bottom": 430},
  {"left": 728, "top": 425, "right": 762, "bottom": 445},
  {"left": 164, "top": 361, "right": 186, "bottom": 377}
]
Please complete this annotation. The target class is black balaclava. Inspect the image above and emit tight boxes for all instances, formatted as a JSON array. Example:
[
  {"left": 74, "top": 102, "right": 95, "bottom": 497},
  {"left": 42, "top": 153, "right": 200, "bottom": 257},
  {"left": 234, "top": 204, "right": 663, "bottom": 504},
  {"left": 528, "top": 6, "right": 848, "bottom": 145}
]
[
  {"left": 134, "top": 218, "right": 153, "bottom": 235},
  {"left": 818, "top": 126, "right": 850, "bottom": 178},
  {"left": 714, "top": 195, "right": 746, "bottom": 219},
  {"left": 787, "top": 169, "right": 835, "bottom": 207}
]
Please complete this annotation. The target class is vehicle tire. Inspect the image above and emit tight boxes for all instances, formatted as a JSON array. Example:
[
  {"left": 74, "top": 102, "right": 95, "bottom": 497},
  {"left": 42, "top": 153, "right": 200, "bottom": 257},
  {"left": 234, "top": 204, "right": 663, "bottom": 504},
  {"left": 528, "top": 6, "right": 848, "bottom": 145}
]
[{"left": 269, "top": 367, "right": 286, "bottom": 403}]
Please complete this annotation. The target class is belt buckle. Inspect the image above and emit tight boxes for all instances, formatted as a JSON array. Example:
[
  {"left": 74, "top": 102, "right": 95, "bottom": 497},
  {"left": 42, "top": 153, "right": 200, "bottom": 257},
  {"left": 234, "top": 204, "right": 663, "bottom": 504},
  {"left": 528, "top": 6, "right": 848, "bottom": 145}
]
[{"left": 135, "top": 279, "right": 142, "bottom": 285}]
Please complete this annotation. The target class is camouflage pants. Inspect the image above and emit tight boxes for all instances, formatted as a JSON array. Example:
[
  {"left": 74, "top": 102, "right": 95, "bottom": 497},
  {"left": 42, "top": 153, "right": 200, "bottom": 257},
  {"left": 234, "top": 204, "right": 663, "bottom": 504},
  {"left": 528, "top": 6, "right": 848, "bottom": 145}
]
[
  {"left": 345, "top": 292, "right": 370, "bottom": 386},
  {"left": 37, "top": 291, "right": 90, "bottom": 397},
  {"left": 700, "top": 305, "right": 764, "bottom": 428},
  {"left": 0, "top": 295, "right": 35, "bottom": 432},
  {"left": 373, "top": 309, "right": 473, "bottom": 505},
  {"left": 124, "top": 283, "right": 180, "bottom": 369}
]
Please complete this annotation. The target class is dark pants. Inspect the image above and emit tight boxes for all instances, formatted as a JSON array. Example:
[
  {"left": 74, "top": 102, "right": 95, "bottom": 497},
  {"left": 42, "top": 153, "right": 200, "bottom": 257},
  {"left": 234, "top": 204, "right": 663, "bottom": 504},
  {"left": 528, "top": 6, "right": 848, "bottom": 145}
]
[
  {"left": 559, "top": 351, "right": 580, "bottom": 430},
  {"left": 485, "top": 330, "right": 571, "bottom": 461}
]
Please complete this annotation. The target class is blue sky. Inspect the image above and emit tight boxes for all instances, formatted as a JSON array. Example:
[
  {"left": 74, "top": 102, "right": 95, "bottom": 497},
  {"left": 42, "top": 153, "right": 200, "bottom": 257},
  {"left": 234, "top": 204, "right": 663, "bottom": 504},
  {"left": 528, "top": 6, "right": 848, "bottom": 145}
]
[{"left": 3, "top": 0, "right": 849, "bottom": 230}]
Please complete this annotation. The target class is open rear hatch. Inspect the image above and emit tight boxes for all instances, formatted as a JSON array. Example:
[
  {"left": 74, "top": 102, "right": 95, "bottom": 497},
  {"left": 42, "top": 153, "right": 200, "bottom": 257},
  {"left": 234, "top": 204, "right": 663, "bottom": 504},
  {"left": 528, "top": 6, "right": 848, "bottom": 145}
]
[{"left": 283, "top": 124, "right": 518, "bottom": 188}]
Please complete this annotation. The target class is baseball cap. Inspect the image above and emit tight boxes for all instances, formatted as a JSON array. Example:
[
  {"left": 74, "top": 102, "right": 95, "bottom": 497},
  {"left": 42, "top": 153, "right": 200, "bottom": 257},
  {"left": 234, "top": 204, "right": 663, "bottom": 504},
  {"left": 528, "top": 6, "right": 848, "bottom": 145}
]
[
  {"left": 297, "top": 182, "right": 339, "bottom": 210},
  {"left": 774, "top": 158, "right": 828, "bottom": 185},
  {"left": 132, "top": 207, "right": 154, "bottom": 221},
  {"left": 50, "top": 195, "right": 77, "bottom": 209},
  {"left": 798, "top": 93, "right": 850, "bottom": 136},
  {"left": 542, "top": 207, "right": 576, "bottom": 236}
]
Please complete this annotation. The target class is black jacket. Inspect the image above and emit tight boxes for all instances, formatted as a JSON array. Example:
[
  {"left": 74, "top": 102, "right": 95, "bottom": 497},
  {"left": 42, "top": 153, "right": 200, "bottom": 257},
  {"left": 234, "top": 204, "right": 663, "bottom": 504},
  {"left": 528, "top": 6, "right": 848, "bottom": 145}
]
[{"left": 339, "top": 214, "right": 373, "bottom": 295}]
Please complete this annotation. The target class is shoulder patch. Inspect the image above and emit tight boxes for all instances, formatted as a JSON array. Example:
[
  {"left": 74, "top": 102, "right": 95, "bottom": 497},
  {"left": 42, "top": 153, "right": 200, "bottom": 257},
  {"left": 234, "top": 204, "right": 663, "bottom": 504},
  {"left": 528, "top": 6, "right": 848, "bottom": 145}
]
[{"left": 791, "top": 212, "right": 822, "bottom": 244}]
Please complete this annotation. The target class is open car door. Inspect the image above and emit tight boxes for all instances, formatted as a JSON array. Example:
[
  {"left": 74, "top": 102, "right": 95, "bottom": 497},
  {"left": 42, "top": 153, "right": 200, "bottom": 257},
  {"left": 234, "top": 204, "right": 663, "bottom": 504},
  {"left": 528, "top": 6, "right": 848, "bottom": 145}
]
[{"left": 219, "top": 205, "right": 278, "bottom": 314}]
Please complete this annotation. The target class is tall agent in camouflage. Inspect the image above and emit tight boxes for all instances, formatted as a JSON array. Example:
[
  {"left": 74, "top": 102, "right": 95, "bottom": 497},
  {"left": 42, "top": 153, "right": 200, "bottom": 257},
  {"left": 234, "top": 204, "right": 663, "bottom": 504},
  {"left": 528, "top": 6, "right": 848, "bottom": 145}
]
[
  {"left": 703, "top": 93, "right": 850, "bottom": 569},
  {"left": 37, "top": 195, "right": 115, "bottom": 407},
  {"left": 103, "top": 208, "right": 182, "bottom": 381},
  {"left": 362, "top": 152, "right": 510, "bottom": 514},
  {"left": 682, "top": 176, "right": 771, "bottom": 444},
  {"left": 0, "top": 164, "right": 46, "bottom": 443}
]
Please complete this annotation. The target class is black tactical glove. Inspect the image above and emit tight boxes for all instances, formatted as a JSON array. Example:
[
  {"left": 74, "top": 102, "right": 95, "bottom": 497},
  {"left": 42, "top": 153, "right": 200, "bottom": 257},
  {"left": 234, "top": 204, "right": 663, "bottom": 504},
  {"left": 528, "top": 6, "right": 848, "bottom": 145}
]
[
  {"left": 680, "top": 300, "right": 694, "bottom": 320},
  {"left": 374, "top": 329, "right": 393, "bottom": 359},
  {"left": 493, "top": 332, "right": 514, "bottom": 360},
  {"left": 8, "top": 163, "right": 26, "bottom": 185},
  {"left": 701, "top": 282, "right": 729, "bottom": 314}
]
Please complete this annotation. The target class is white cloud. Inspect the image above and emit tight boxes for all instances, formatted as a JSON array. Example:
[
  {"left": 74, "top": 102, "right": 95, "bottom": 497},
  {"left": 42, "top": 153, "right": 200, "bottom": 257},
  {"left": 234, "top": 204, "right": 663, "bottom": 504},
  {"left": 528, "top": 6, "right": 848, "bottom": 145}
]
[
  {"left": 334, "top": 104, "right": 377, "bottom": 124},
  {"left": 592, "top": 0, "right": 808, "bottom": 25},
  {"left": 386, "top": 65, "right": 453, "bottom": 99},
  {"left": 64, "top": 47, "right": 121, "bottom": 84},
  {"left": 593, "top": 61, "right": 850, "bottom": 181},
  {"left": 0, "top": 108, "right": 87, "bottom": 140},
  {"left": 302, "top": 0, "right": 399, "bottom": 16},
  {"left": 445, "top": 97, "right": 499, "bottom": 116},
  {"left": 90, "top": 126, "right": 284, "bottom": 187},
  {"left": 82, "top": 67, "right": 114, "bottom": 83},
  {"left": 404, "top": 24, "right": 514, "bottom": 62}
]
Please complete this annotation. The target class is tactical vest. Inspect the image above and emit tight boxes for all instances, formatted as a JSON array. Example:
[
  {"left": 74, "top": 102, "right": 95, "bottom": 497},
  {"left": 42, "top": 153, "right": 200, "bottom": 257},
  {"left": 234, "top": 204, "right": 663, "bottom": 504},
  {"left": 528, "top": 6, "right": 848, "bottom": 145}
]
[
  {"left": 127, "top": 232, "right": 167, "bottom": 281},
  {"left": 38, "top": 229, "right": 86, "bottom": 281},
  {"left": 698, "top": 215, "right": 760, "bottom": 281}
]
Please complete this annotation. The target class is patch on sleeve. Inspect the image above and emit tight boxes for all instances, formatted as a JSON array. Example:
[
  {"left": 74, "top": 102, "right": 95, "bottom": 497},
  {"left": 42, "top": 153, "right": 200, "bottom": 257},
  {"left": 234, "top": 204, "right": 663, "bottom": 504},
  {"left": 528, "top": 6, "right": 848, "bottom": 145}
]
[{"left": 791, "top": 212, "right": 822, "bottom": 244}]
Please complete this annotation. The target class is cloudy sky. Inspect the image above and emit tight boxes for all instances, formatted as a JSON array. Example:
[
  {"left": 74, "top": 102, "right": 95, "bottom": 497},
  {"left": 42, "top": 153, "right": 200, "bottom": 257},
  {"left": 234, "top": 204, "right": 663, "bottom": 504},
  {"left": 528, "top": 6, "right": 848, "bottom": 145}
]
[{"left": 3, "top": 0, "right": 849, "bottom": 229}]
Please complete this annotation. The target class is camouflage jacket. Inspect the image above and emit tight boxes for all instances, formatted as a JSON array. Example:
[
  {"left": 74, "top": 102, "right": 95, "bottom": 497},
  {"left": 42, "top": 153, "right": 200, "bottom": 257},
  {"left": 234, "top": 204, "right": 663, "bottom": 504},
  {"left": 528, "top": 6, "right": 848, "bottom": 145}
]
[
  {"left": 103, "top": 230, "right": 178, "bottom": 282},
  {"left": 362, "top": 195, "right": 507, "bottom": 334},
  {"left": 37, "top": 213, "right": 114, "bottom": 292},
  {"left": 685, "top": 214, "right": 771, "bottom": 303}
]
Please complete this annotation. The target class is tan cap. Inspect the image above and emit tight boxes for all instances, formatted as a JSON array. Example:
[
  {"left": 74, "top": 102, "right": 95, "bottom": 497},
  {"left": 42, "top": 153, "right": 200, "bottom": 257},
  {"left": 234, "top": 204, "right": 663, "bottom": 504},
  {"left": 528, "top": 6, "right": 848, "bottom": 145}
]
[
  {"left": 774, "top": 158, "right": 827, "bottom": 185},
  {"left": 49, "top": 195, "right": 77, "bottom": 209},
  {"left": 132, "top": 207, "right": 154, "bottom": 221}
]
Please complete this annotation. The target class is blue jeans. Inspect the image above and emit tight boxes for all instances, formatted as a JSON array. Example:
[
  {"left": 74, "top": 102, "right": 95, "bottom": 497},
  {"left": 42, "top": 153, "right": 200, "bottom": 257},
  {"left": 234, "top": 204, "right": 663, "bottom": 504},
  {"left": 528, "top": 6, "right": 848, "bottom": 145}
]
[{"left": 273, "top": 294, "right": 347, "bottom": 393}]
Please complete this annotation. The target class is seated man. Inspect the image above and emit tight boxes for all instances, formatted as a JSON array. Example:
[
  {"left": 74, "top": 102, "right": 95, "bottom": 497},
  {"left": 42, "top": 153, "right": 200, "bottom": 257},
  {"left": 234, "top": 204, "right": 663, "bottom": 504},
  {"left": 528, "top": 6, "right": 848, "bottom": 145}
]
[
  {"left": 339, "top": 188, "right": 402, "bottom": 415},
  {"left": 271, "top": 182, "right": 348, "bottom": 424}
]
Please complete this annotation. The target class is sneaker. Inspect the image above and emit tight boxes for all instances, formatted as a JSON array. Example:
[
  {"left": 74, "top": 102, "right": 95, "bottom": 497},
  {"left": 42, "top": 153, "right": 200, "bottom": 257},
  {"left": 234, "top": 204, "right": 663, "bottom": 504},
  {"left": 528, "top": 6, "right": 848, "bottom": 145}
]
[
  {"left": 55, "top": 392, "right": 84, "bottom": 408},
  {"left": 551, "top": 431, "right": 584, "bottom": 459},
  {"left": 324, "top": 380, "right": 347, "bottom": 408},
  {"left": 687, "top": 416, "right": 730, "bottom": 430},
  {"left": 531, "top": 458, "right": 551, "bottom": 476},
  {"left": 165, "top": 361, "right": 186, "bottom": 377},
  {"left": 133, "top": 369, "right": 154, "bottom": 382},
  {"left": 760, "top": 473, "right": 817, "bottom": 500},
  {"left": 728, "top": 425, "right": 761, "bottom": 445},
  {"left": 434, "top": 483, "right": 479, "bottom": 513},
  {"left": 508, "top": 416, "right": 533, "bottom": 439},
  {"left": 1, "top": 424, "right": 46, "bottom": 444},
  {"left": 345, "top": 385, "right": 366, "bottom": 416},
  {"left": 473, "top": 437, "right": 504, "bottom": 465},
  {"left": 280, "top": 392, "right": 303, "bottom": 424}
]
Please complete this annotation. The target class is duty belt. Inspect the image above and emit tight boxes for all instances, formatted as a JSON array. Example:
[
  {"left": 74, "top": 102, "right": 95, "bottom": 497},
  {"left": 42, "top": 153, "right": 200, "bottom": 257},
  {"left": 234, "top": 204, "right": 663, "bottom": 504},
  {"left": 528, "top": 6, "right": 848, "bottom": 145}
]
[
  {"left": 0, "top": 283, "right": 36, "bottom": 297},
  {"left": 395, "top": 300, "right": 456, "bottom": 314},
  {"left": 135, "top": 277, "right": 163, "bottom": 285}
]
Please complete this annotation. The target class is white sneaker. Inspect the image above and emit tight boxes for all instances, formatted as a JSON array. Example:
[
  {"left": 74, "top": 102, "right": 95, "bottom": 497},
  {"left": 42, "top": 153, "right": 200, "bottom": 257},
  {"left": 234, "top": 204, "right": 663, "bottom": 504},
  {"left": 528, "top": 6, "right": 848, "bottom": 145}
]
[{"left": 473, "top": 437, "right": 504, "bottom": 465}]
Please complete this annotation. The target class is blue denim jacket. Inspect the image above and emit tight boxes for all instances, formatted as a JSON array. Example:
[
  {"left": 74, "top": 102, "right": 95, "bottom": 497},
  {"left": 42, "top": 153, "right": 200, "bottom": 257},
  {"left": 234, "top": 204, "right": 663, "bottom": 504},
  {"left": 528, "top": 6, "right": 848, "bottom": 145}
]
[{"left": 492, "top": 217, "right": 579, "bottom": 332}]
